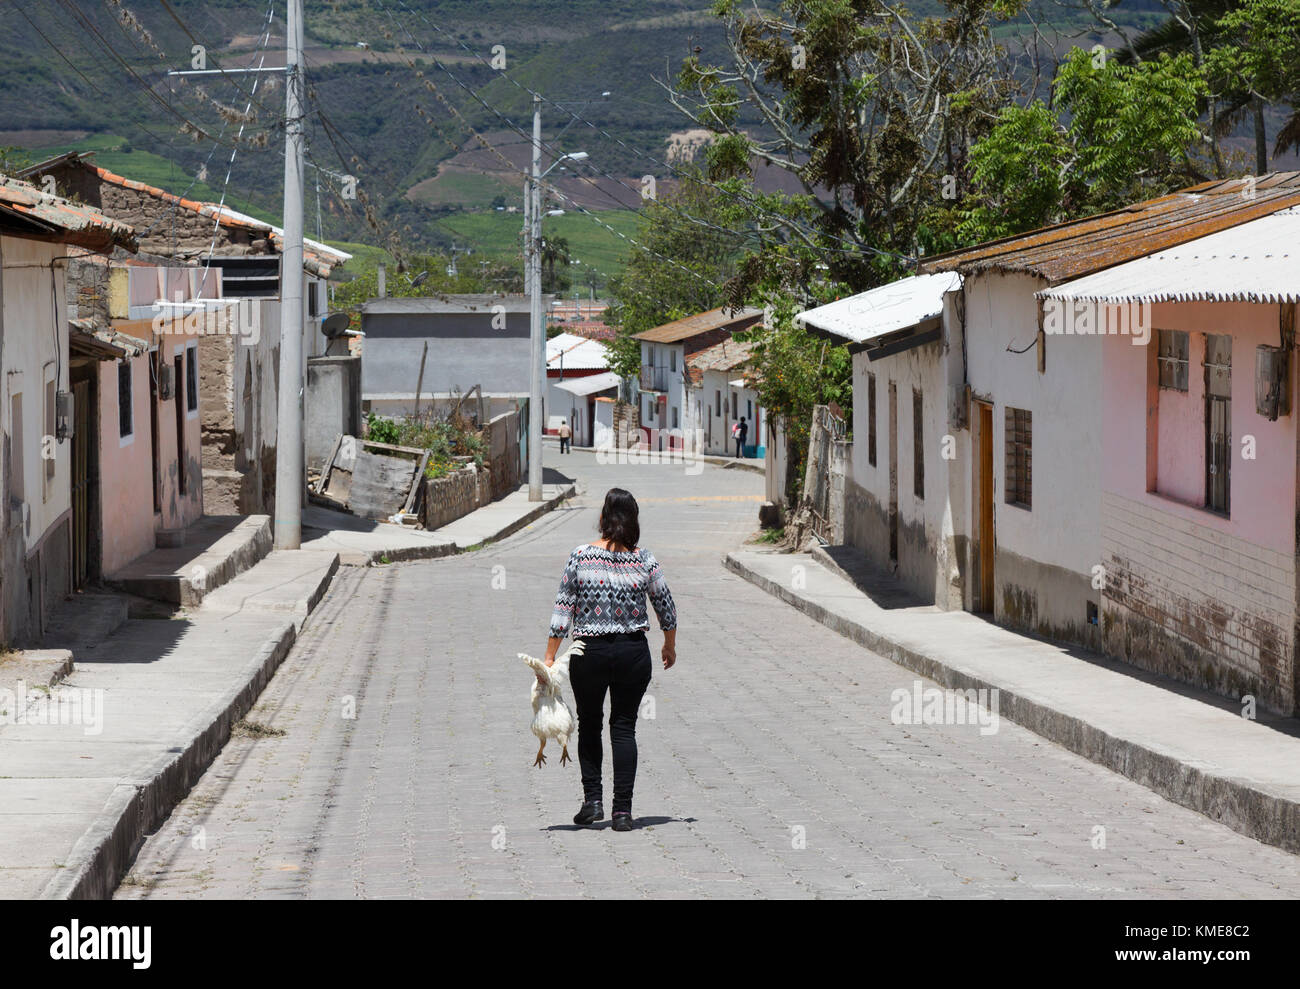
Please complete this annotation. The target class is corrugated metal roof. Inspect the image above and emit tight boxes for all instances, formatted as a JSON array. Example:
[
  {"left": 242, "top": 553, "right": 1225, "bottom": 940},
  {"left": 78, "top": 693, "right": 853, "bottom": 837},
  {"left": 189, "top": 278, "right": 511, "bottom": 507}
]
[
  {"left": 634, "top": 306, "right": 763, "bottom": 343},
  {"left": 798, "top": 271, "right": 960, "bottom": 344},
  {"left": 921, "top": 172, "right": 1300, "bottom": 284},
  {"left": 1039, "top": 208, "right": 1300, "bottom": 304},
  {"left": 554, "top": 370, "right": 621, "bottom": 396},
  {"left": 548, "top": 335, "right": 609, "bottom": 371},
  {"left": 0, "top": 176, "right": 136, "bottom": 253}
]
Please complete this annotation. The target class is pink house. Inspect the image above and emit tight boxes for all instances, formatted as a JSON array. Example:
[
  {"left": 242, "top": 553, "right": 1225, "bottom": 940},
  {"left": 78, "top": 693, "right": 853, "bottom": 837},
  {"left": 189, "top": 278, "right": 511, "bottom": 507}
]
[{"left": 1040, "top": 208, "right": 1300, "bottom": 714}]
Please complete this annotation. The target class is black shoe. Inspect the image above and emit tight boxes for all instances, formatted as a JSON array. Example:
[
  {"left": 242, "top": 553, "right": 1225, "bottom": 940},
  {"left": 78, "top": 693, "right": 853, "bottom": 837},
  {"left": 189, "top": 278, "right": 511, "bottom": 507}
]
[
  {"left": 611, "top": 812, "right": 634, "bottom": 832},
  {"left": 574, "top": 800, "right": 603, "bottom": 826}
]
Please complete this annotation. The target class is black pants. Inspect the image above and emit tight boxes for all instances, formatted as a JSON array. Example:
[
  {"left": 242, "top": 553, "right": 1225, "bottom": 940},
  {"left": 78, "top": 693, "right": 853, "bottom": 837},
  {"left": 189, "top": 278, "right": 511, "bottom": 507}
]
[
  {"left": 735, "top": 437, "right": 745, "bottom": 457},
  {"left": 569, "top": 631, "right": 652, "bottom": 814},
  {"left": 560, "top": 437, "right": 570, "bottom": 453}
]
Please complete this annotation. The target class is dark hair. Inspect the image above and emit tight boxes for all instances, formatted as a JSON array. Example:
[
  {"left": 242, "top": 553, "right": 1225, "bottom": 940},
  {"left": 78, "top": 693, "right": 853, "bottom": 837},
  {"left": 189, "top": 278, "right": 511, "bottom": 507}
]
[{"left": 599, "top": 487, "right": 640, "bottom": 551}]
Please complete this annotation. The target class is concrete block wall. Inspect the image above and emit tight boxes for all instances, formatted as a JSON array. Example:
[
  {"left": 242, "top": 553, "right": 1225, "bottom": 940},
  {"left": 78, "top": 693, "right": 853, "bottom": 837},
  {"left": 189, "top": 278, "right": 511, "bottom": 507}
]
[{"left": 1101, "top": 490, "right": 1296, "bottom": 714}]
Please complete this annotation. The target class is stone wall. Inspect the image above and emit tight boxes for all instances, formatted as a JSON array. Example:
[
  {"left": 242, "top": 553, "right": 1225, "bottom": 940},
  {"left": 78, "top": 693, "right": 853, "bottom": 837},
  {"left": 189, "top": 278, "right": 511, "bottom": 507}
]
[
  {"left": 485, "top": 409, "right": 521, "bottom": 499},
  {"left": 423, "top": 464, "right": 492, "bottom": 531}
]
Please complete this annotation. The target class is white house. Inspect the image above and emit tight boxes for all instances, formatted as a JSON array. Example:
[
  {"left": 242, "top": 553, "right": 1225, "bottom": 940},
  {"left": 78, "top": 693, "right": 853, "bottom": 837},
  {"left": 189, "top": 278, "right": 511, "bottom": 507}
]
[
  {"left": 685, "top": 335, "right": 764, "bottom": 456},
  {"left": 799, "top": 171, "right": 1300, "bottom": 662},
  {"left": 0, "top": 175, "right": 137, "bottom": 644},
  {"left": 634, "top": 306, "right": 762, "bottom": 451},
  {"left": 546, "top": 332, "right": 618, "bottom": 446}
]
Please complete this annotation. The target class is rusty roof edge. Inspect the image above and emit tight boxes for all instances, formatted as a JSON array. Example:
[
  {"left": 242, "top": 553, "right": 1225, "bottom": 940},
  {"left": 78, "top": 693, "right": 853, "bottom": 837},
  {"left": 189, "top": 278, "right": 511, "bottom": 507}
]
[{"left": 919, "top": 173, "right": 1300, "bottom": 277}]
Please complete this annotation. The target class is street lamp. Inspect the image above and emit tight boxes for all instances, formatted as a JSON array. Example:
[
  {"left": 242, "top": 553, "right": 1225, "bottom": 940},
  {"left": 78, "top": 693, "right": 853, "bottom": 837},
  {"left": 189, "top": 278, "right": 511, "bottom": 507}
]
[{"left": 526, "top": 131, "right": 589, "bottom": 500}]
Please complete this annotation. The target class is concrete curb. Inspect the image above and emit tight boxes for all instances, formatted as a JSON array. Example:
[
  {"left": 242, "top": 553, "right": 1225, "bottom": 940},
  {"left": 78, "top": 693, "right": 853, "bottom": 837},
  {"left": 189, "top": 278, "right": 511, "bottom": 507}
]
[
  {"left": 723, "top": 551, "right": 1300, "bottom": 856},
  {"left": 38, "top": 551, "right": 341, "bottom": 900},
  {"left": 345, "top": 483, "right": 577, "bottom": 565},
  {"left": 40, "top": 619, "right": 298, "bottom": 900}
]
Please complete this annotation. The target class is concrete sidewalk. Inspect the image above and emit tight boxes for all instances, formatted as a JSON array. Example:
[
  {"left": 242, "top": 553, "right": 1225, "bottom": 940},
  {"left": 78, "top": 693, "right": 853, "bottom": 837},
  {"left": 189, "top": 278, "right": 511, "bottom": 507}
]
[
  {"left": 726, "top": 546, "right": 1300, "bottom": 856},
  {"left": 2, "top": 479, "right": 575, "bottom": 899}
]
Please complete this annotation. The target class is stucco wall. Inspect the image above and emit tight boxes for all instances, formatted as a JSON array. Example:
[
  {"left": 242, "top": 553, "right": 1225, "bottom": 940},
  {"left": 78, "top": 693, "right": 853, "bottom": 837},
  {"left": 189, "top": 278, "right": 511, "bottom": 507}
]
[
  {"left": 1100, "top": 300, "right": 1298, "bottom": 713},
  {"left": 98, "top": 354, "right": 155, "bottom": 574},
  {"left": 961, "top": 272, "right": 1101, "bottom": 639}
]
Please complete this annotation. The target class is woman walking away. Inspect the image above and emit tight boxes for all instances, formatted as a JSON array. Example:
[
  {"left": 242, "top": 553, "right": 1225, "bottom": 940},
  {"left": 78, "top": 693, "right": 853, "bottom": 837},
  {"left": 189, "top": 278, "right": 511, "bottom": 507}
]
[{"left": 542, "top": 487, "right": 677, "bottom": 831}]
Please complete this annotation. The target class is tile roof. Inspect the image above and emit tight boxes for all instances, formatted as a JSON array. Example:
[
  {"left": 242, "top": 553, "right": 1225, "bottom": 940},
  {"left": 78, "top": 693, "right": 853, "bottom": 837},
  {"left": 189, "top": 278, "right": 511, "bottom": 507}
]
[
  {"left": 687, "top": 335, "right": 757, "bottom": 374},
  {"left": 921, "top": 172, "right": 1300, "bottom": 285},
  {"left": 634, "top": 305, "right": 763, "bottom": 343},
  {"left": 0, "top": 176, "right": 136, "bottom": 253}
]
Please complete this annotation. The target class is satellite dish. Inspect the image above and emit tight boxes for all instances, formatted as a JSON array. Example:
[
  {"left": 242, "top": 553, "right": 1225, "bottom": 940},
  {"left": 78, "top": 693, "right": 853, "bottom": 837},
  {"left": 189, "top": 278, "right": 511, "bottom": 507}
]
[{"left": 322, "top": 312, "right": 351, "bottom": 338}]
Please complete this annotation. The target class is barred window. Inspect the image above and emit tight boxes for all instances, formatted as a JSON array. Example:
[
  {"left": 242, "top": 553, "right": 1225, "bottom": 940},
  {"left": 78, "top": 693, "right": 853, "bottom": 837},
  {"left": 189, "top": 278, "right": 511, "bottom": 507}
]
[
  {"left": 912, "top": 388, "right": 924, "bottom": 499},
  {"left": 867, "top": 372, "right": 877, "bottom": 467},
  {"left": 1005, "top": 407, "right": 1031, "bottom": 508},
  {"left": 118, "top": 361, "right": 133, "bottom": 439},
  {"left": 1157, "top": 329, "right": 1189, "bottom": 391}
]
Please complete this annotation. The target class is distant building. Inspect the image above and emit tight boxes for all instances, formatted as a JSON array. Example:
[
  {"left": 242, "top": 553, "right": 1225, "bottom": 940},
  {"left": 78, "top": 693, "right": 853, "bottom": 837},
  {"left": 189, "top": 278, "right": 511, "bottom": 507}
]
[
  {"left": 634, "top": 306, "right": 763, "bottom": 451},
  {"left": 359, "top": 294, "right": 547, "bottom": 422}
]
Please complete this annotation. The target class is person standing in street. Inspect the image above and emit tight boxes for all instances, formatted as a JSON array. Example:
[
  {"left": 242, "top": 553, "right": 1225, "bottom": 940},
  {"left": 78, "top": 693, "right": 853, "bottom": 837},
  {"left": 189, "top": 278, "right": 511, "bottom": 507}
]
[
  {"left": 542, "top": 487, "right": 677, "bottom": 832},
  {"left": 735, "top": 416, "right": 748, "bottom": 458},
  {"left": 558, "top": 418, "right": 571, "bottom": 454}
]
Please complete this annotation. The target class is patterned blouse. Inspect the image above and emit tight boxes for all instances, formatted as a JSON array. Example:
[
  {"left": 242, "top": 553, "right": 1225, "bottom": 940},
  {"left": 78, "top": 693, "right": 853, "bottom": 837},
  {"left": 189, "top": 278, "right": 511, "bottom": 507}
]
[{"left": 549, "top": 543, "right": 678, "bottom": 639}]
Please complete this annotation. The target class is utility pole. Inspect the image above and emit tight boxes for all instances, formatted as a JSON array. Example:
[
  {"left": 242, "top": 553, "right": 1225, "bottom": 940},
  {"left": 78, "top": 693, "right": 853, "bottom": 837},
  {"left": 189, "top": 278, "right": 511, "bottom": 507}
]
[
  {"left": 274, "top": 0, "right": 306, "bottom": 548},
  {"left": 528, "top": 92, "right": 544, "bottom": 501}
]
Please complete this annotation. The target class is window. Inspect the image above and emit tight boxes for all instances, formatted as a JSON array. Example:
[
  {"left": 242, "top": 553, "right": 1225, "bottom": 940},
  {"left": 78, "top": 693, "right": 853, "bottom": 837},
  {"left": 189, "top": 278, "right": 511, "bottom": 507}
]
[
  {"left": 670, "top": 349, "right": 676, "bottom": 373},
  {"left": 867, "top": 372, "right": 877, "bottom": 467},
  {"left": 118, "top": 361, "right": 133, "bottom": 439},
  {"left": 1005, "top": 407, "right": 1032, "bottom": 508},
  {"left": 672, "top": 406, "right": 678, "bottom": 429},
  {"left": 186, "top": 346, "right": 198, "bottom": 413},
  {"left": 731, "top": 391, "right": 738, "bottom": 419},
  {"left": 307, "top": 281, "right": 320, "bottom": 317},
  {"left": 715, "top": 390, "right": 721, "bottom": 416},
  {"left": 1205, "top": 333, "right": 1231, "bottom": 514},
  {"left": 912, "top": 388, "right": 924, "bottom": 499},
  {"left": 747, "top": 399, "right": 752, "bottom": 420},
  {"left": 1158, "top": 329, "right": 1189, "bottom": 391}
]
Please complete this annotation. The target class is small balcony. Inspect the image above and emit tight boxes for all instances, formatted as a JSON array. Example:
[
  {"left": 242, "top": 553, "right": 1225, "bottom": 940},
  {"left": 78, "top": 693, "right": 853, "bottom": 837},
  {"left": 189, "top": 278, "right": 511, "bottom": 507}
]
[{"left": 639, "top": 365, "right": 671, "bottom": 392}]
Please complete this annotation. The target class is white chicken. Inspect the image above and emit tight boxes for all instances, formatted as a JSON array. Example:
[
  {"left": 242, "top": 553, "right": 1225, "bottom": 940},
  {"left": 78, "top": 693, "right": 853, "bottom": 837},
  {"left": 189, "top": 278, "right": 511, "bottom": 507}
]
[{"left": 519, "top": 640, "right": 585, "bottom": 767}]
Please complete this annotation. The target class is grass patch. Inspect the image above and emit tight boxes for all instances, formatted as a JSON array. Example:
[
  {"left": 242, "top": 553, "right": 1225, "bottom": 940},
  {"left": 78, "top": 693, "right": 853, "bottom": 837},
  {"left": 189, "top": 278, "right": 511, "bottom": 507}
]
[
  {"left": 755, "top": 526, "right": 785, "bottom": 544},
  {"left": 232, "top": 719, "right": 285, "bottom": 739}
]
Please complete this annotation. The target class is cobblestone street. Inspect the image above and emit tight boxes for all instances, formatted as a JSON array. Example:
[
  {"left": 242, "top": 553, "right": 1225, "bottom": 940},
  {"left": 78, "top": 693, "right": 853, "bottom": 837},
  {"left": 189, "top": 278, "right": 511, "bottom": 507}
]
[{"left": 117, "top": 451, "right": 1300, "bottom": 899}]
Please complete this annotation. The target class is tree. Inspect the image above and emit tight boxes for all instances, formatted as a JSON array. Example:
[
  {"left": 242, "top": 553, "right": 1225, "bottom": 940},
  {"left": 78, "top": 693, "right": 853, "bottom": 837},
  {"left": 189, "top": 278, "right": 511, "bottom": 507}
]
[
  {"left": 734, "top": 297, "right": 852, "bottom": 505},
  {"left": 961, "top": 49, "right": 1206, "bottom": 241},
  {"left": 332, "top": 252, "right": 523, "bottom": 329},
  {"left": 1207, "top": 0, "right": 1300, "bottom": 161},
  {"left": 602, "top": 168, "right": 742, "bottom": 383},
  {"left": 540, "top": 235, "right": 571, "bottom": 294},
  {"left": 665, "top": 0, "right": 1029, "bottom": 301}
]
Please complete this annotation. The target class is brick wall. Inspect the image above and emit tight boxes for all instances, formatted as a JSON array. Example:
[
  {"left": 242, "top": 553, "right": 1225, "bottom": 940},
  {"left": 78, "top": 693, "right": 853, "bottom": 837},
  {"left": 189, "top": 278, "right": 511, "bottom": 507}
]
[{"left": 1101, "top": 491, "right": 1296, "bottom": 713}]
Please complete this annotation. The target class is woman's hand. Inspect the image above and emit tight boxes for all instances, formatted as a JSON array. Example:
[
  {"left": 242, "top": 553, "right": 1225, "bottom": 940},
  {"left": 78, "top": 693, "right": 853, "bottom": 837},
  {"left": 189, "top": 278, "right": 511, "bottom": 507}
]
[{"left": 662, "top": 643, "right": 676, "bottom": 670}]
